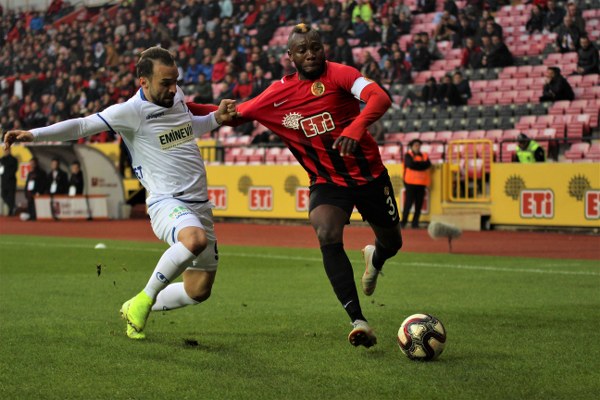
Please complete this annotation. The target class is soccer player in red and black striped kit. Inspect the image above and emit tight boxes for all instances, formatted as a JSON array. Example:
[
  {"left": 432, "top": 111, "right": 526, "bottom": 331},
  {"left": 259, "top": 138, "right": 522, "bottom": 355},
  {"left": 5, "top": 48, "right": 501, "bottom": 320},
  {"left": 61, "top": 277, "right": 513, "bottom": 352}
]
[{"left": 188, "top": 24, "right": 403, "bottom": 348}]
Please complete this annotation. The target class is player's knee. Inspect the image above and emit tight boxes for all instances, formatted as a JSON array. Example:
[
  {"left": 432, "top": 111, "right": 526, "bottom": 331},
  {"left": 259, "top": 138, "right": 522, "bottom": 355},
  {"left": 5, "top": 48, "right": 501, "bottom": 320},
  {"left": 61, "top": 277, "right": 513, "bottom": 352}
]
[
  {"left": 315, "top": 225, "right": 344, "bottom": 246},
  {"left": 179, "top": 228, "right": 208, "bottom": 256},
  {"left": 186, "top": 284, "right": 212, "bottom": 303}
]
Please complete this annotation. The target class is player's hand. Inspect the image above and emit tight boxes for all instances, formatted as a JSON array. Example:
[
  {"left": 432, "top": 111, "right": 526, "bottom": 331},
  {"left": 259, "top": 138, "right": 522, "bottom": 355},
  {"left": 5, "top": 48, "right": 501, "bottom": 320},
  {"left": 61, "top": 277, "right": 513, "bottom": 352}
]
[
  {"left": 3, "top": 130, "right": 34, "bottom": 150},
  {"left": 215, "top": 99, "right": 240, "bottom": 124},
  {"left": 332, "top": 136, "right": 358, "bottom": 157}
]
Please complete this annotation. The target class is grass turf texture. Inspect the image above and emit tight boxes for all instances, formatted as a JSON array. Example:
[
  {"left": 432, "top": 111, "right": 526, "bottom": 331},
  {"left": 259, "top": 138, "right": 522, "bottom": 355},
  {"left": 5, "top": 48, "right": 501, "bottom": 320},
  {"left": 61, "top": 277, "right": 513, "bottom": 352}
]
[{"left": 0, "top": 235, "right": 599, "bottom": 400}]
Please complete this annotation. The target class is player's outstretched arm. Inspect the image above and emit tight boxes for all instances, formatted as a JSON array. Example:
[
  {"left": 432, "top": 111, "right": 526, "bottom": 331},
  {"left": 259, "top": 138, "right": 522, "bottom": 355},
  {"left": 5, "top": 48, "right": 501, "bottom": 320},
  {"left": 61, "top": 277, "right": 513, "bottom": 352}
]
[
  {"left": 3, "top": 130, "right": 34, "bottom": 150},
  {"left": 333, "top": 83, "right": 391, "bottom": 157},
  {"left": 214, "top": 99, "right": 240, "bottom": 124}
]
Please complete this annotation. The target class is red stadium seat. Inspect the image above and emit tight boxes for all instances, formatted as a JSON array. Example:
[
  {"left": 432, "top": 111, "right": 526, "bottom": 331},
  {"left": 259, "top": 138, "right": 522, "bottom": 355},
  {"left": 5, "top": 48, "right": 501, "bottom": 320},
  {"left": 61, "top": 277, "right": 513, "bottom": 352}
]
[
  {"left": 435, "top": 131, "right": 453, "bottom": 142},
  {"left": 485, "top": 129, "right": 503, "bottom": 142},
  {"left": 564, "top": 142, "right": 590, "bottom": 161}
]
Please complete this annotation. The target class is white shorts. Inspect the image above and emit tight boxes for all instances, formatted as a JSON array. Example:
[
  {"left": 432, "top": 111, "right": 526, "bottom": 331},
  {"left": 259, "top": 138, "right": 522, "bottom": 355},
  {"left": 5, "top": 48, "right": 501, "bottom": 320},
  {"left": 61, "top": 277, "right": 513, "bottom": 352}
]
[{"left": 148, "top": 198, "right": 218, "bottom": 271}]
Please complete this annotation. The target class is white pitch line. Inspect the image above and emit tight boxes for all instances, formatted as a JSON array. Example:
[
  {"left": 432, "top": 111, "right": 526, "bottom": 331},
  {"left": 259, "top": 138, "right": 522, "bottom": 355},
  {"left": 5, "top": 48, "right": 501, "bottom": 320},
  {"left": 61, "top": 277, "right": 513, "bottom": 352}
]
[{"left": 0, "top": 240, "right": 598, "bottom": 277}]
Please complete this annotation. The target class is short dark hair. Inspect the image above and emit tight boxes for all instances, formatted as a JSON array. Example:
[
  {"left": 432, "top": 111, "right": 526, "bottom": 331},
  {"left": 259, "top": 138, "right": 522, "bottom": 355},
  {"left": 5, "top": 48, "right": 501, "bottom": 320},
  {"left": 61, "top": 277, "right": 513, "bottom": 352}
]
[
  {"left": 287, "top": 23, "right": 321, "bottom": 49},
  {"left": 136, "top": 46, "right": 175, "bottom": 79}
]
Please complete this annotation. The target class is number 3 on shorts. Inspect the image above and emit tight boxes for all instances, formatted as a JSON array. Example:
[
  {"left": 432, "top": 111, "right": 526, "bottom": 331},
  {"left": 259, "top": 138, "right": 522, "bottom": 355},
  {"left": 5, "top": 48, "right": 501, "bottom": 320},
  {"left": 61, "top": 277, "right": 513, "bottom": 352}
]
[{"left": 386, "top": 195, "right": 396, "bottom": 216}]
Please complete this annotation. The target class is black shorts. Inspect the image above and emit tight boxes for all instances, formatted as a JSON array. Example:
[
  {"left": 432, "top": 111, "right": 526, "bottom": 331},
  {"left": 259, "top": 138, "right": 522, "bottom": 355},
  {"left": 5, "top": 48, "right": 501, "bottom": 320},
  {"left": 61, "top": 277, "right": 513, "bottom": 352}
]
[{"left": 309, "top": 172, "right": 400, "bottom": 228}]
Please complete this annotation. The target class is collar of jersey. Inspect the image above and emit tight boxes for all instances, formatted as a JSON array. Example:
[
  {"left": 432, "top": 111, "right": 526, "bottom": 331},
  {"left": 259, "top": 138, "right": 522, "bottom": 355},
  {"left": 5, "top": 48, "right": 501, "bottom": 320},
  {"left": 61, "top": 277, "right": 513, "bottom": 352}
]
[{"left": 139, "top": 88, "right": 147, "bottom": 101}]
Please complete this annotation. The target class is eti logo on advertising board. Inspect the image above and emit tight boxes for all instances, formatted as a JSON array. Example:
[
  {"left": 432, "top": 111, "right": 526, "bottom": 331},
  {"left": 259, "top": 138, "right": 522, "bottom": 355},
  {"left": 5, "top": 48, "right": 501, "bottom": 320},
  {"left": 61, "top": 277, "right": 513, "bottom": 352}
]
[
  {"left": 295, "top": 187, "right": 310, "bottom": 211},
  {"left": 249, "top": 187, "right": 273, "bottom": 211},
  {"left": 520, "top": 189, "right": 554, "bottom": 218},
  {"left": 584, "top": 190, "right": 600, "bottom": 219},
  {"left": 208, "top": 187, "right": 227, "bottom": 210}
]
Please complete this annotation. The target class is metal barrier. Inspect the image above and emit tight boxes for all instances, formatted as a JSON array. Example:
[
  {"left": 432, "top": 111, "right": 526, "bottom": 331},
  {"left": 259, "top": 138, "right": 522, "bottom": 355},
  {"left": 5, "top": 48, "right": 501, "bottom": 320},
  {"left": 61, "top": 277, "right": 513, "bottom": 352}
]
[{"left": 444, "top": 139, "right": 494, "bottom": 203}]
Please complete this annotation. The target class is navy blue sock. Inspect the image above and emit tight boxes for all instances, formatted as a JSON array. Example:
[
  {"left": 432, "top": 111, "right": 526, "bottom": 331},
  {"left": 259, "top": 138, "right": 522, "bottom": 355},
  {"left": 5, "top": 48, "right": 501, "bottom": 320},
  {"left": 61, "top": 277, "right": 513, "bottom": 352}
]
[{"left": 320, "top": 243, "right": 366, "bottom": 322}]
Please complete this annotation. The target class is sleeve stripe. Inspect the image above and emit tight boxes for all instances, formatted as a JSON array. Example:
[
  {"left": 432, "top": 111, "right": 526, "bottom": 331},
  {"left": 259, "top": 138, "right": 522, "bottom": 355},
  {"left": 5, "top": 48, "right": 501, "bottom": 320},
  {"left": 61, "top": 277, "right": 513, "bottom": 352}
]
[
  {"left": 350, "top": 77, "right": 373, "bottom": 101},
  {"left": 96, "top": 113, "right": 118, "bottom": 135}
]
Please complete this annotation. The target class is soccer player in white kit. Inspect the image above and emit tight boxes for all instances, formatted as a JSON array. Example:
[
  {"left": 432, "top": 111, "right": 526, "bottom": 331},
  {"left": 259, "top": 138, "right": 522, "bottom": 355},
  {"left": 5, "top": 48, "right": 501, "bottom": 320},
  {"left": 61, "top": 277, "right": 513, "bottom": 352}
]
[{"left": 4, "top": 47, "right": 239, "bottom": 339}]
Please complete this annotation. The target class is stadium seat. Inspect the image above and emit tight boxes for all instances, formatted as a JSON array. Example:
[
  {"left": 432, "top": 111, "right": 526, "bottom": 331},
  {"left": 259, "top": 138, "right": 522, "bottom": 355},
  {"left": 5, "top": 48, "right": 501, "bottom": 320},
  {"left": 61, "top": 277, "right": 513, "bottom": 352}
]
[
  {"left": 485, "top": 129, "right": 503, "bottom": 142},
  {"left": 468, "top": 130, "right": 486, "bottom": 140},
  {"left": 564, "top": 142, "right": 590, "bottom": 161}
]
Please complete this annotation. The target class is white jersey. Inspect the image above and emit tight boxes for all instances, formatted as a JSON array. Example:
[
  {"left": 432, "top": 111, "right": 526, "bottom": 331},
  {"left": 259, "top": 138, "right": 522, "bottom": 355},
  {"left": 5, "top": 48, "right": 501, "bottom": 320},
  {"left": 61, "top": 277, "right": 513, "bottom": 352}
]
[{"left": 31, "top": 86, "right": 219, "bottom": 206}]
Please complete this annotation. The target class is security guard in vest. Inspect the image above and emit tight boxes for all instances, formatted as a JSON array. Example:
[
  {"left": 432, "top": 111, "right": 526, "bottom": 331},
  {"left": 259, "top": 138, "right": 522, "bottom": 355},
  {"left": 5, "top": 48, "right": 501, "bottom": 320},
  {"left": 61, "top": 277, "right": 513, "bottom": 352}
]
[
  {"left": 512, "top": 133, "right": 545, "bottom": 163},
  {"left": 402, "top": 139, "right": 431, "bottom": 228}
]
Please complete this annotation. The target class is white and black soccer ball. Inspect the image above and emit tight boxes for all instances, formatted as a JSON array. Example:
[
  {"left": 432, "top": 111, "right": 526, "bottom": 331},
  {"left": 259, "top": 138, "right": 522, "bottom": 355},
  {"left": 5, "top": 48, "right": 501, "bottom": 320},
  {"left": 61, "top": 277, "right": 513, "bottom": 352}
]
[{"left": 397, "top": 313, "right": 447, "bottom": 361}]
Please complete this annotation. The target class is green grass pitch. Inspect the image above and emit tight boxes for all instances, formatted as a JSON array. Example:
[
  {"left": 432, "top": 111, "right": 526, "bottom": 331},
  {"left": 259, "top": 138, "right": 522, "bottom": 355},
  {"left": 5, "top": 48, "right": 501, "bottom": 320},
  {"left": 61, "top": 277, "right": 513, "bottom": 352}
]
[{"left": 0, "top": 235, "right": 599, "bottom": 399}]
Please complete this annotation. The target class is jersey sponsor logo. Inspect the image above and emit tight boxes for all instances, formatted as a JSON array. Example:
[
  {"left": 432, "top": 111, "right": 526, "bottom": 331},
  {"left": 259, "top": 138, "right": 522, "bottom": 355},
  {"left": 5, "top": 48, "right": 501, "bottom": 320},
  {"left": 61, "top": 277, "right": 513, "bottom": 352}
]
[
  {"left": 248, "top": 186, "right": 273, "bottom": 211},
  {"left": 311, "top": 81, "right": 325, "bottom": 96},
  {"left": 295, "top": 187, "right": 310, "bottom": 211},
  {"left": 168, "top": 205, "right": 193, "bottom": 220},
  {"left": 300, "top": 112, "right": 335, "bottom": 137},
  {"left": 520, "top": 189, "right": 554, "bottom": 218},
  {"left": 157, "top": 123, "right": 194, "bottom": 150},
  {"left": 208, "top": 186, "right": 228, "bottom": 210},
  {"left": 146, "top": 111, "right": 165, "bottom": 120},
  {"left": 584, "top": 190, "right": 600, "bottom": 219},
  {"left": 282, "top": 112, "right": 304, "bottom": 130}
]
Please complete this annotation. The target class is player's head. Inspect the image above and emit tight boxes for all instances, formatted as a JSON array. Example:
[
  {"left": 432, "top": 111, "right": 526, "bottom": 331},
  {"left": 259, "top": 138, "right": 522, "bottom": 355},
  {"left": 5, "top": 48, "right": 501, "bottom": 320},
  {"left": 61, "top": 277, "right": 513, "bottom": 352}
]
[
  {"left": 287, "top": 23, "right": 326, "bottom": 81},
  {"left": 136, "top": 46, "right": 178, "bottom": 108},
  {"left": 70, "top": 161, "right": 81, "bottom": 173}
]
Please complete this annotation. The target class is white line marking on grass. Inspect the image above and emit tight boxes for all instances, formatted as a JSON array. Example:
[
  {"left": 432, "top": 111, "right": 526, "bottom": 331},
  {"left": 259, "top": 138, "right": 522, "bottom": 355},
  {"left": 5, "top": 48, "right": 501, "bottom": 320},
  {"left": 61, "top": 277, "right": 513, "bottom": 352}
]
[{"left": 0, "top": 240, "right": 598, "bottom": 276}]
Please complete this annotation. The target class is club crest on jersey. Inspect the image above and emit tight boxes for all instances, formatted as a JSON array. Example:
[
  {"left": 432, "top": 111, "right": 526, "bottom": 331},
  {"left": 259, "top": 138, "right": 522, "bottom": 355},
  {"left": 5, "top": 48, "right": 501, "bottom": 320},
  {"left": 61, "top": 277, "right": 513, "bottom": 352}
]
[
  {"left": 311, "top": 81, "right": 325, "bottom": 96},
  {"left": 157, "top": 123, "right": 194, "bottom": 150}
]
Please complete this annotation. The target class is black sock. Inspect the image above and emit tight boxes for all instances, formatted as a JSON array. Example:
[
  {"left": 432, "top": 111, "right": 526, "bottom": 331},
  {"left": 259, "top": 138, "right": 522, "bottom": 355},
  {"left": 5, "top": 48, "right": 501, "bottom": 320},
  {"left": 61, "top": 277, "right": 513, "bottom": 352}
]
[
  {"left": 320, "top": 243, "right": 365, "bottom": 322},
  {"left": 372, "top": 239, "right": 400, "bottom": 271}
]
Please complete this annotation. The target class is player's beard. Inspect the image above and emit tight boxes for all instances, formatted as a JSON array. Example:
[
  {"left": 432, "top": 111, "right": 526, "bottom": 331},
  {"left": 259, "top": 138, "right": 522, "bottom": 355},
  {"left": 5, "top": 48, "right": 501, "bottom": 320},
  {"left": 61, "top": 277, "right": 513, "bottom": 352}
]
[{"left": 297, "top": 60, "right": 325, "bottom": 81}]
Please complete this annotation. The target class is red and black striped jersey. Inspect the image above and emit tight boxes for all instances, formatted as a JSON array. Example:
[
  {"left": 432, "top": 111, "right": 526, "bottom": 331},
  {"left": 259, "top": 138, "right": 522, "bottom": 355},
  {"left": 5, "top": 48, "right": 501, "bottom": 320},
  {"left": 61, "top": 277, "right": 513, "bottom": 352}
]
[{"left": 237, "top": 61, "right": 387, "bottom": 187}]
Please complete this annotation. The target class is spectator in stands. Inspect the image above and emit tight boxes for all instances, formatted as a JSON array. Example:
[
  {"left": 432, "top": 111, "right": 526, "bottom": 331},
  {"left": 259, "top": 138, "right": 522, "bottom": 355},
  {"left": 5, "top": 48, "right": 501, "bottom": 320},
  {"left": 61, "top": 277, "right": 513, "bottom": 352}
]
[
  {"left": 232, "top": 71, "right": 253, "bottom": 102},
  {"left": 453, "top": 71, "right": 472, "bottom": 105},
  {"left": 437, "top": 75, "right": 461, "bottom": 106},
  {"left": 544, "top": 0, "right": 566, "bottom": 32},
  {"left": 526, "top": 4, "right": 546, "bottom": 33},
  {"left": 444, "top": 0, "right": 459, "bottom": 17},
  {"left": 184, "top": 57, "right": 203, "bottom": 85},
  {"left": 512, "top": 133, "right": 546, "bottom": 163},
  {"left": 191, "top": 73, "right": 214, "bottom": 104},
  {"left": 409, "top": 40, "right": 432, "bottom": 72},
  {"left": 361, "top": 52, "right": 382, "bottom": 83},
  {"left": 402, "top": 139, "right": 431, "bottom": 229},
  {"left": 380, "top": 17, "right": 399, "bottom": 47},
  {"left": 250, "top": 67, "right": 271, "bottom": 98},
  {"left": 24, "top": 157, "right": 47, "bottom": 221},
  {"left": 363, "top": 19, "right": 380, "bottom": 46},
  {"left": 484, "top": 16, "right": 503, "bottom": 39},
  {"left": 420, "top": 32, "right": 444, "bottom": 60},
  {"left": 47, "top": 157, "right": 69, "bottom": 195},
  {"left": 566, "top": 1, "right": 586, "bottom": 33},
  {"left": 331, "top": 37, "right": 355, "bottom": 67},
  {"left": 397, "top": 11, "right": 412, "bottom": 35},
  {"left": 333, "top": 11, "right": 353, "bottom": 39},
  {"left": 576, "top": 36, "right": 600, "bottom": 75},
  {"left": 539, "top": 67, "right": 574, "bottom": 102},
  {"left": 391, "top": 50, "right": 413, "bottom": 84},
  {"left": 461, "top": 37, "right": 482, "bottom": 69},
  {"left": 435, "top": 11, "right": 459, "bottom": 42},
  {"left": 399, "top": 77, "right": 438, "bottom": 107},
  {"left": 415, "top": 0, "right": 436, "bottom": 14},
  {"left": 266, "top": 54, "right": 284, "bottom": 79},
  {"left": 353, "top": 16, "right": 369, "bottom": 45},
  {"left": 555, "top": 15, "right": 581, "bottom": 53},
  {"left": 453, "top": 12, "right": 477, "bottom": 48},
  {"left": 486, "top": 34, "right": 513, "bottom": 68},
  {"left": 0, "top": 145, "right": 18, "bottom": 216},
  {"left": 352, "top": 0, "right": 373, "bottom": 24},
  {"left": 68, "top": 161, "right": 84, "bottom": 196}
]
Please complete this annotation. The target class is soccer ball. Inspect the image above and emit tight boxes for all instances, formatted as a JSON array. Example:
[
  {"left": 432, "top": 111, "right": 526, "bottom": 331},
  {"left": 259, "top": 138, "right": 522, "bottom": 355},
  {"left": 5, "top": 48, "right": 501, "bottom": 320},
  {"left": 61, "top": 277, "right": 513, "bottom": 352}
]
[{"left": 397, "top": 313, "right": 447, "bottom": 361}]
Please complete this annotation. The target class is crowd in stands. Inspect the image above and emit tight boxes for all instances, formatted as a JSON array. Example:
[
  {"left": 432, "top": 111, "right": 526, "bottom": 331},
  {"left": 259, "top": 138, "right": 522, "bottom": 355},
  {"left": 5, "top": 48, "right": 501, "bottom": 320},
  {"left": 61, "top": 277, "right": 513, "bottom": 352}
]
[{"left": 0, "top": 0, "right": 598, "bottom": 146}]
